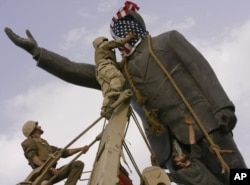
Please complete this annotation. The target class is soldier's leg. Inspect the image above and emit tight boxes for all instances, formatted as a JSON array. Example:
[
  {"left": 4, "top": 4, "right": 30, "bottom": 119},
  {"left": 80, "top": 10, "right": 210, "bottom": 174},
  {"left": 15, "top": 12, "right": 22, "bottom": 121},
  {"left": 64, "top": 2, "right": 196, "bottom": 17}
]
[
  {"left": 98, "top": 62, "right": 125, "bottom": 92},
  {"left": 96, "top": 71, "right": 111, "bottom": 116},
  {"left": 101, "top": 95, "right": 112, "bottom": 117},
  {"left": 109, "top": 73, "right": 125, "bottom": 91},
  {"left": 52, "top": 160, "right": 84, "bottom": 185},
  {"left": 106, "top": 69, "right": 126, "bottom": 104},
  {"left": 97, "top": 62, "right": 126, "bottom": 118}
]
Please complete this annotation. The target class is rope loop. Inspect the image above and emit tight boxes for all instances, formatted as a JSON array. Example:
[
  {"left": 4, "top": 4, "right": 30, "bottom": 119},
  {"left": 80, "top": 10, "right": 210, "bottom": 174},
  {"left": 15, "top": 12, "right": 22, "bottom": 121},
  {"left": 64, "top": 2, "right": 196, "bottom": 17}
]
[
  {"left": 209, "top": 144, "right": 220, "bottom": 153},
  {"left": 143, "top": 106, "right": 166, "bottom": 135}
]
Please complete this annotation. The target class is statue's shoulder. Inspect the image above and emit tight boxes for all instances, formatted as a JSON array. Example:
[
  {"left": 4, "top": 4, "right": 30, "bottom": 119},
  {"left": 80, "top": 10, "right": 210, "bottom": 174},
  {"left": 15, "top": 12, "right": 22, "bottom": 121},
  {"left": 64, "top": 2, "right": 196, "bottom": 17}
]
[
  {"left": 152, "top": 30, "right": 188, "bottom": 49},
  {"left": 156, "top": 30, "right": 183, "bottom": 40}
]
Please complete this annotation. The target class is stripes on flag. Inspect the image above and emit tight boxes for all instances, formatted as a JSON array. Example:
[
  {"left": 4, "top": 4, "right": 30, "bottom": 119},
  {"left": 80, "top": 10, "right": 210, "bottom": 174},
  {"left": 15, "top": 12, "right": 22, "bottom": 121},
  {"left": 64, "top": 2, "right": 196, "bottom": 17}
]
[{"left": 110, "top": 1, "right": 148, "bottom": 56}]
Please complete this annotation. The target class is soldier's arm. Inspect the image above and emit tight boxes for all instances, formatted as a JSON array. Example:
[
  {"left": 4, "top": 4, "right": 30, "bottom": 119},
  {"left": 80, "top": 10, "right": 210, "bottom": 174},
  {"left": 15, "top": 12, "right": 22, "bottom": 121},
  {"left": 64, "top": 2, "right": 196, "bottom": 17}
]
[
  {"left": 111, "top": 32, "right": 135, "bottom": 47},
  {"left": 122, "top": 32, "right": 135, "bottom": 44},
  {"left": 184, "top": 114, "right": 195, "bottom": 144},
  {"left": 21, "top": 139, "right": 38, "bottom": 161},
  {"left": 32, "top": 155, "right": 45, "bottom": 166},
  {"left": 62, "top": 145, "right": 89, "bottom": 158}
]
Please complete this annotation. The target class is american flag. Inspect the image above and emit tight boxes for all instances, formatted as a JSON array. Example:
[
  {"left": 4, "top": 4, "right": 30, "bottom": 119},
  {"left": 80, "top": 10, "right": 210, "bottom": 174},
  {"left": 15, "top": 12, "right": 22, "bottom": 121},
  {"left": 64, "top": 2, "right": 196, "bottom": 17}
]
[
  {"left": 110, "top": 1, "right": 148, "bottom": 56},
  {"left": 110, "top": 1, "right": 139, "bottom": 28}
]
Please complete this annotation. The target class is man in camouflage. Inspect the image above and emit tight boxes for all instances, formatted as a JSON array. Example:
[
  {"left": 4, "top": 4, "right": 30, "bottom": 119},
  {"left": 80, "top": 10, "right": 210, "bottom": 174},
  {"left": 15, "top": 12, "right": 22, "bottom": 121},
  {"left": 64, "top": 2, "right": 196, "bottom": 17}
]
[
  {"left": 21, "top": 121, "right": 89, "bottom": 185},
  {"left": 93, "top": 33, "right": 134, "bottom": 118}
]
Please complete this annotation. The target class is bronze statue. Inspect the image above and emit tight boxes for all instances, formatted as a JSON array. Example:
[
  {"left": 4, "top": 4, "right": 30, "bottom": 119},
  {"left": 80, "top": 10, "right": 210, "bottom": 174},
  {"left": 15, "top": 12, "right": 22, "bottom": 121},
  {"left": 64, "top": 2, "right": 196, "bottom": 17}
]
[{"left": 4, "top": 1, "right": 247, "bottom": 184}]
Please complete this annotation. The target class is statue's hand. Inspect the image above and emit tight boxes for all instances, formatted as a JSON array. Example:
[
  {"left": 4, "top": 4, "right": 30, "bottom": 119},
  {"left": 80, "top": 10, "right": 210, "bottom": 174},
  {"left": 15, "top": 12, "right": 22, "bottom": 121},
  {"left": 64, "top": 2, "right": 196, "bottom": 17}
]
[
  {"left": 215, "top": 109, "right": 237, "bottom": 132},
  {"left": 4, "top": 27, "right": 38, "bottom": 55}
]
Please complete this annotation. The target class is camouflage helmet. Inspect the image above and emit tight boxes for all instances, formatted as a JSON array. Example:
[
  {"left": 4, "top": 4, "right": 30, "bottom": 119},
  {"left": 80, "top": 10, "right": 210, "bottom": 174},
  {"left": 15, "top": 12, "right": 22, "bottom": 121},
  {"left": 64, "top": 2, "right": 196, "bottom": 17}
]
[
  {"left": 93, "top": 36, "right": 108, "bottom": 49},
  {"left": 22, "top": 120, "right": 38, "bottom": 137}
]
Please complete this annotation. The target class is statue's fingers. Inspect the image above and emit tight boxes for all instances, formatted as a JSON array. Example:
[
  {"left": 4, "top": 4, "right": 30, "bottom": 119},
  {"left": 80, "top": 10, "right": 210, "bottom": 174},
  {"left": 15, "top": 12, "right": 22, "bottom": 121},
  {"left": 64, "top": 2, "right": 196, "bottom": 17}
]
[
  {"left": 5, "top": 27, "right": 16, "bottom": 39},
  {"left": 4, "top": 27, "right": 13, "bottom": 36},
  {"left": 26, "top": 29, "right": 37, "bottom": 45},
  {"left": 26, "top": 30, "right": 36, "bottom": 41},
  {"left": 25, "top": 29, "right": 33, "bottom": 39},
  {"left": 4, "top": 27, "right": 22, "bottom": 44}
]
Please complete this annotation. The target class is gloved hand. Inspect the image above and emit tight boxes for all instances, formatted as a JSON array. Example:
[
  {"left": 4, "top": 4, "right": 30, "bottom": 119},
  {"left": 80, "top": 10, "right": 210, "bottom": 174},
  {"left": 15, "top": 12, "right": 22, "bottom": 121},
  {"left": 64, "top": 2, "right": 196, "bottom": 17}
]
[
  {"left": 214, "top": 108, "right": 237, "bottom": 133},
  {"left": 4, "top": 27, "right": 38, "bottom": 55}
]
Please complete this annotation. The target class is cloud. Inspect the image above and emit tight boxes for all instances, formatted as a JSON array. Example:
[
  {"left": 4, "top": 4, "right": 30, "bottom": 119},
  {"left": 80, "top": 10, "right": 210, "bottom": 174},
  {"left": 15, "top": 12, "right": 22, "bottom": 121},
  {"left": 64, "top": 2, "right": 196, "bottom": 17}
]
[
  {"left": 59, "top": 27, "right": 89, "bottom": 50},
  {"left": 0, "top": 134, "right": 31, "bottom": 184},
  {"left": 58, "top": 22, "right": 112, "bottom": 62},
  {"left": 77, "top": 10, "right": 94, "bottom": 19},
  {"left": 97, "top": 0, "right": 117, "bottom": 13},
  {"left": 164, "top": 17, "right": 196, "bottom": 31},
  {"left": 147, "top": 16, "right": 196, "bottom": 36},
  {"left": 194, "top": 20, "right": 250, "bottom": 101},
  {"left": 140, "top": 13, "right": 159, "bottom": 26}
]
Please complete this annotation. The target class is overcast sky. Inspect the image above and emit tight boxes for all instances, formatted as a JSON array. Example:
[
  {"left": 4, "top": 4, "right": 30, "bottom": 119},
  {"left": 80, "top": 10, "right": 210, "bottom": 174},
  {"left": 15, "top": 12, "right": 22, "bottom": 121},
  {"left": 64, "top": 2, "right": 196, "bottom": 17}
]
[{"left": 1, "top": 1, "right": 250, "bottom": 184}]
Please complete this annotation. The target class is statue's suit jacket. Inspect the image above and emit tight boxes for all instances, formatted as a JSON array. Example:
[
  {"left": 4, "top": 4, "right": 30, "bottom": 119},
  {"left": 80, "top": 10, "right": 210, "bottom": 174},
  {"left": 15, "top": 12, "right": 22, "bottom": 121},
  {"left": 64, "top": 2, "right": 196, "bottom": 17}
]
[{"left": 35, "top": 30, "right": 234, "bottom": 166}]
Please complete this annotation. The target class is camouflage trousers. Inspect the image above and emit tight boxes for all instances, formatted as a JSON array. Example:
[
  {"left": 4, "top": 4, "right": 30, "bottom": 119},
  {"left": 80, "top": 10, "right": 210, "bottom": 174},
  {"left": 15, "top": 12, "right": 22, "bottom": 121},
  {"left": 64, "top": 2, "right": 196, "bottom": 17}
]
[
  {"left": 42, "top": 160, "right": 84, "bottom": 185},
  {"left": 96, "top": 59, "right": 125, "bottom": 117}
]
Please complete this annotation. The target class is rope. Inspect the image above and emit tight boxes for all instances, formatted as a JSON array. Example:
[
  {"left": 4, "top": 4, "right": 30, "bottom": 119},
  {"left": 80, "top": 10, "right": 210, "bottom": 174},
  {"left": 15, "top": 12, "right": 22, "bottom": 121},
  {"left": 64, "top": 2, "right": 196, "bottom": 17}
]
[
  {"left": 131, "top": 110, "right": 162, "bottom": 167},
  {"left": 146, "top": 34, "right": 232, "bottom": 174},
  {"left": 123, "top": 142, "right": 142, "bottom": 178},
  {"left": 131, "top": 111, "right": 154, "bottom": 154},
  {"left": 122, "top": 57, "right": 147, "bottom": 105},
  {"left": 46, "top": 133, "right": 101, "bottom": 184},
  {"left": 123, "top": 57, "right": 165, "bottom": 135}
]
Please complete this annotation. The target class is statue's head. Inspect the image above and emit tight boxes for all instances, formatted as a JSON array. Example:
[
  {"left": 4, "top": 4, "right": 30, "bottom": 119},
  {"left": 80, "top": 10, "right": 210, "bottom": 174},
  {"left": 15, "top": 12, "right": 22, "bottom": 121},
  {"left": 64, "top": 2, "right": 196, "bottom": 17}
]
[
  {"left": 128, "top": 10, "right": 146, "bottom": 30},
  {"left": 110, "top": 1, "right": 148, "bottom": 56}
]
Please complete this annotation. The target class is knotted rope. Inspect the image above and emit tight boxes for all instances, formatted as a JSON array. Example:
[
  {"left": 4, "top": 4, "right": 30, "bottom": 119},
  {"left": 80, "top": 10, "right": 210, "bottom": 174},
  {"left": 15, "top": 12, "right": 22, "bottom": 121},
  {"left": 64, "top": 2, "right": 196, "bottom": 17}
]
[{"left": 123, "top": 57, "right": 165, "bottom": 135}]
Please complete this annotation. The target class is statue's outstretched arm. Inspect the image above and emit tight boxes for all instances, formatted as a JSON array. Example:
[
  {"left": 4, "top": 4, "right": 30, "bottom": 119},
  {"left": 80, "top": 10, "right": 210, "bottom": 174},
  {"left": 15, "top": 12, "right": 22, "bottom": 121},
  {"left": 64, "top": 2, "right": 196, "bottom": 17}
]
[
  {"left": 5, "top": 27, "right": 101, "bottom": 90},
  {"left": 37, "top": 48, "right": 100, "bottom": 89}
]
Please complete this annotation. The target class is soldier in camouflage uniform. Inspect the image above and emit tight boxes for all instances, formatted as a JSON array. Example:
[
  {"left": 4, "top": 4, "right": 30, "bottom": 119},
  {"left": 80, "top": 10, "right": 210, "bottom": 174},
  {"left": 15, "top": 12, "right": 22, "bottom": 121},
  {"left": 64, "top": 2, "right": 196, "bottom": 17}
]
[
  {"left": 93, "top": 33, "right": 134, "bottom": 118},
  {"left": 21, "top": 121, "right": 89, "bottom": 185}
]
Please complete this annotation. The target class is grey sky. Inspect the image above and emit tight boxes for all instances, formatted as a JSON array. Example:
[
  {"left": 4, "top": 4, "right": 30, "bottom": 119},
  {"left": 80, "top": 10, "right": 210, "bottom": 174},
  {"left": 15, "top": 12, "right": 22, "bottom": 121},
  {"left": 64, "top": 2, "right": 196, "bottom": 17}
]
[{"left": 1, "top": 1, "right": 250, "bottom": 184}]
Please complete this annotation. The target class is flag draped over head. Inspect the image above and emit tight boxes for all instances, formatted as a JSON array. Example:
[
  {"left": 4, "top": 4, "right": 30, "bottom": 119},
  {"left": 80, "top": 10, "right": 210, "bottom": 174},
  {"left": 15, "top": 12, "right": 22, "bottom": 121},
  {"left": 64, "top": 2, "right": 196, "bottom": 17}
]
[{"left": 110, "top": 1, "right": 148, "bottom": 56}]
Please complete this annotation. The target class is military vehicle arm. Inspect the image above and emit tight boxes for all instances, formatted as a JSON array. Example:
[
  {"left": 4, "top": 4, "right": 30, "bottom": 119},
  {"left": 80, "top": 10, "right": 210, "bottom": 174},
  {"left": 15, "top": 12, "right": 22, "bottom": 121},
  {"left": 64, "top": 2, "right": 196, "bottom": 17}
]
[{"left": 88, "top": 90, "right": 133, "bottom": 185}]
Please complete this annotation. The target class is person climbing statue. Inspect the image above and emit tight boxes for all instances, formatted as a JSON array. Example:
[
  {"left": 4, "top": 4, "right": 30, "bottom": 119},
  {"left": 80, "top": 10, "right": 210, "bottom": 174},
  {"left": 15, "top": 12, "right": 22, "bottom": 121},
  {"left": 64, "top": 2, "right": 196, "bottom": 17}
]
[{"left": 93, "top": 33, "right": 134, "bottom": 118}]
